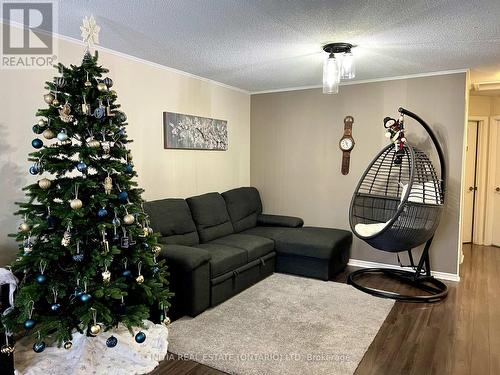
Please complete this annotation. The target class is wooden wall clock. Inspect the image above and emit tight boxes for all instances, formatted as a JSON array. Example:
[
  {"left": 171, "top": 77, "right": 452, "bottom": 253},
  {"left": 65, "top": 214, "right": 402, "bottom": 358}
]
[{"left": 339, "top": 116, "right": 355, "bottom": 175}]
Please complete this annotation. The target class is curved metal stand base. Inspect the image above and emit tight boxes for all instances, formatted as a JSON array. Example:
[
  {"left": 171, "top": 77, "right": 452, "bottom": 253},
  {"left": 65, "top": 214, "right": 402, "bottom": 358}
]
[{"left": 347, "top": 268, "right": 448, "bottom": 303}]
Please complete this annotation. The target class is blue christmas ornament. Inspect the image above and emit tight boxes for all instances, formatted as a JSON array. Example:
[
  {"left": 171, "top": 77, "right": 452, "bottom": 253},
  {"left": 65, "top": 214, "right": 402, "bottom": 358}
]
[
  {"left": 122, "top": 269, "right": 132, "bottom": 278},
  {"left": 72, "top": 253, "right": 84, "bottom": 262},
  {"left": 76, "top": 162, "right": 87, "bottom": 172},
  {"left": 152, "top": 266, "right": 159, "bottom": 274},
  {"left": 32, "top": 138, "right": 43, "bottom": 149},
  {"left": 29, "top": 165, "right": 40, "bottom": 175},
  {"left": 94, "top": 107, "right": 105, "bottom": 119},
  {"left": 106, "top": 336, "right": 118, "bottom": 348},
  {"left": 80, "top": 293, "right": 91, "bottom": 303},
  {"left": 124, "top": 164, "right": 133, "bottom": 174},
  {"left": 35, "top": 274, "right": 46, "bottom": 284},
  {"left": 134, "top": 331, "right": 146, "bottom": 344},
  {"left": 32, "top": 125, "right": 43, "bottom": 134},
  {"left": 24, "top": 319, "right": 36, "bottom": 329},
  {"left": 141, "top": 243, "right": 149, "bottom": 250},
  {"left": 46, "top": 215, "right": 57, "bottom": 230},
  {"left": 51, "top": 303, "right": 61, "bottom": 312},
  {"left": 118, "top": 191, "right": 128, "bottom": 202},
  {"left": 98, "top": 208, "right": 108, "bottom": 217},
  {"left": 32, "top": 341, "right": 46, "bottom": 353}
]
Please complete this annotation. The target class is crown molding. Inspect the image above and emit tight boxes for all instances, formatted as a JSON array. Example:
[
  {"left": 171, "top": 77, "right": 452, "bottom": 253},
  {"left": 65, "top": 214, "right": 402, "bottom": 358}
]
[
  {"left": 251, "top": 69, "right": 468, "bottom": 95},
  {"left": 0, "top": 21, "right": 250, "bottom": 95}
]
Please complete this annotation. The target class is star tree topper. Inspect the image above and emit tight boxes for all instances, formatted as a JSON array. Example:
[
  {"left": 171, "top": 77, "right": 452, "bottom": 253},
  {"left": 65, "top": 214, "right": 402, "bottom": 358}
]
[{"left": 80, "top": 15, "right": 100, "bottom": 52}]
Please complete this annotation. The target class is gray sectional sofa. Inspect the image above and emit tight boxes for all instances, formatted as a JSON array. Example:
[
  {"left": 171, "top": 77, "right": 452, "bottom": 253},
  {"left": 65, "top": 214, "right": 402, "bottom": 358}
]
[{"left": 144, "top": 187, "right": 352, "bottom": 319}]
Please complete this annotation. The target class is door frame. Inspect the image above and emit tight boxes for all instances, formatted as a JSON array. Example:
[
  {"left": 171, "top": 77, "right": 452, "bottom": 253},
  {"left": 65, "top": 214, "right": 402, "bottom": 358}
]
[
  {"left": 465, "top": 116, "right": 489, "bottom": 245},
  {"left": 484, "top": 116, "right": 500, "bottom": 245}
]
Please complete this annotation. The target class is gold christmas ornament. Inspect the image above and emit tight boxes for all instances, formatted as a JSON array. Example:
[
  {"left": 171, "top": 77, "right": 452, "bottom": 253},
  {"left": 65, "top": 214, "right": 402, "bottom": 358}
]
[
  {"left": 38, "top": 119, "right": 47, "bottom": 127},
  {"left": 38, "top": 178, "right": 52, "bottom": 190},
  {"left": 59, "top": 103, "right": 74, "bottom": 123},
  {"left": 152, "top": 245, "right": 161, "bottom": 256},
  {"left": 102, "top": 270, "right": 111, "bottom": 283},
  {"left": 88, "top": 139, "right": 101, "bottom": 148},
  {"left": 136, "top": 275, "right": 144, "bottom": 284},
  {"left": 52, "top": 98, "right": 60, "bottom": 107},
  {"left": 162, "top": 317, "right": 171, "bottom": 327},
  {"left": 63, "top": 341, "right": 72, "bottom": 350},
  {"left": 70, "top": 198, "right": 83, "bottom": 210},
  {"left": 1, "top": 344, "right": 14, "bottom": 355},
  {"left": 19, "top": 222, "right": 30, "bottom": 232},
  {"left": 90, "top": 324, "right": 102, "bottom": 336},
  {"left": 123, "top": 214, "right": 135, "bottom": 225},
  {"left": 43, "top": 93, "right": 55, "bottom": 104},
  {"left": 97, "top": 82, "right": 107, "bottom": 92},
  {"left": 104, "top": 176, "right": 112, "bottom": 195},
  {"left": 42, "top": 129, "right": 55, "bottom": 140}
]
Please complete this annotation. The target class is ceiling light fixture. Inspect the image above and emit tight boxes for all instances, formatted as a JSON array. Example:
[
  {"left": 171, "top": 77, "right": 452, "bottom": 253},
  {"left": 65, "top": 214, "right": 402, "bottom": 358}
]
[{"left": 322, "top": 43, "right": 356, "bottom": 94}]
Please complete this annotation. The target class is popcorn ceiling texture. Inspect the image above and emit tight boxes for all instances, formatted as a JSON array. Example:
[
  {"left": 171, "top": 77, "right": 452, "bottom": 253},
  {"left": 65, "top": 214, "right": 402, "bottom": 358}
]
[{"left": 55, "top": 0, "right": 500, "bottom": 92}]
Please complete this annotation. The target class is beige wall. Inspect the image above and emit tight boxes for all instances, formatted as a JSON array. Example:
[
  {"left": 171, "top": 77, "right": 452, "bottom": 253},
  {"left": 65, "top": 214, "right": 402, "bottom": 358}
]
[
  {"left": 469, "top": 95, "right": 500, "bottom": 116},
  {"left": 0, "top": 37, "right": 250, "bottom": 265},
  {"left": 251, "top": 73, "right": 467, "bottom": 275}
]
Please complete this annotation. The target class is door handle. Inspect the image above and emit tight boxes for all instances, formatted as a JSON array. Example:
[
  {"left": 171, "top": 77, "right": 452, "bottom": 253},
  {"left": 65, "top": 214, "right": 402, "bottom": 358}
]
[
  {"left": 496, "top": 187, "right": 500, "bottom": 192},
  {"left": 469, "top": 186, "right": 474, "bottom": 191}
]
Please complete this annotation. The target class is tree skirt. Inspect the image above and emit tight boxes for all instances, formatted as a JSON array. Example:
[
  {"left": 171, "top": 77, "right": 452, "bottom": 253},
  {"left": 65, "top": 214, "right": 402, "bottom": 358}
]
[{"left": 14, "top": 320, "right": 168, "bottom": 375}]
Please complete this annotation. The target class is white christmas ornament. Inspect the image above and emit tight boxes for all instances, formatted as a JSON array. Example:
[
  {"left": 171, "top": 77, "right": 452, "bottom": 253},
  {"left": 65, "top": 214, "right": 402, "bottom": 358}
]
[{"left": 80, "top": 15, "right": 100, "bottom": 51}]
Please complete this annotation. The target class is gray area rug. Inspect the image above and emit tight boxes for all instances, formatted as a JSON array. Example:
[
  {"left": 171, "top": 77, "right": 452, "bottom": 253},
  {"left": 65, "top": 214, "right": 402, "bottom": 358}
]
[{"left": 168, "top": 274, "right": 394, "bottom": 375}]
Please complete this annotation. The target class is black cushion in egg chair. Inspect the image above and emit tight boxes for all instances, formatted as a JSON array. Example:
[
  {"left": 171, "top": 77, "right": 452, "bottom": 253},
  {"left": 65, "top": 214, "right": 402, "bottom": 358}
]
[{"left": 347, "top": 107, "right": 448, "bottom": 302}]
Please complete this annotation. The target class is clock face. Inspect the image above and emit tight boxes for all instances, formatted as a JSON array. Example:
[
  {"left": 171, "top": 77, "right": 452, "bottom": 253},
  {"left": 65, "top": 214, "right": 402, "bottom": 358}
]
[{"left": 340, "top": 137, "right": 354, "bottom": 151}]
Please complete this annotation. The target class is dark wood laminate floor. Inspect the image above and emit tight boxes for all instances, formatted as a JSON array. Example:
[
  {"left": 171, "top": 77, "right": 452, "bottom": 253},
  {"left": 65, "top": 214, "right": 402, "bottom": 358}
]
[{"left": 152, "top": 244, "right": 500, "bottom": 375}]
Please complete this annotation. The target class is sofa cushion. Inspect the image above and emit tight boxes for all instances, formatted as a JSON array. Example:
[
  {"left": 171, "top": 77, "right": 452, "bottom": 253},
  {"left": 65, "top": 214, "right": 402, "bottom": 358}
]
[
  {"left": 222, "top": 187, "right": 263, "bottom": 232},
  {"left": 187, "top": 192, "right": 234, "bottom": 242},
  {"left": 211, "top": 234, "right": 274, "bottom": 262},
  {"left": 144, "top": 198, "right": 199, "bottom": 245},
  {"left": 196, "top": 243, "right": 247, "bottom": 277}
]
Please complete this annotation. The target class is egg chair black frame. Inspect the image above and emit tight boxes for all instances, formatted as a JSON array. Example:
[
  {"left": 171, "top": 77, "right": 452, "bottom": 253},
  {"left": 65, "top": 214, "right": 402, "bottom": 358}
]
[{"left": 347, "top": 107, "right": 448, "bottom": 303}]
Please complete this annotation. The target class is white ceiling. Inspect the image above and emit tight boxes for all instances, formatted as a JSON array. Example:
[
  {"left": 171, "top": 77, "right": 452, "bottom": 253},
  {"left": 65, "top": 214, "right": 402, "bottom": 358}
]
[{"left": 55, "top": 0, "right": 500, "bottom": 92}]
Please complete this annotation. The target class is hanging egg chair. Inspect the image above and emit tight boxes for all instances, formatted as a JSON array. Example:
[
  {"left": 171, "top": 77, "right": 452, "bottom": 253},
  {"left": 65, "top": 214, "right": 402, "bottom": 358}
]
[{"left": 347, "top": 107, "right": 448, "bottom": 302}]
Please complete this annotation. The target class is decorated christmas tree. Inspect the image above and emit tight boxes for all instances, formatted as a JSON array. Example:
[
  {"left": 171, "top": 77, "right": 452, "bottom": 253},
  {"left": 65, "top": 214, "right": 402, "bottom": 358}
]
[{"left": 1, "top": 17, "right": 171, "bottom": 354}]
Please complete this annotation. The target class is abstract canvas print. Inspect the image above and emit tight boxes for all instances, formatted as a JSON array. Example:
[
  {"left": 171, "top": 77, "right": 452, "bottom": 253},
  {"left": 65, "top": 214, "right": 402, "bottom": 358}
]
[{"left": 163, "top": 112, "right": 228, "bottom": 150}]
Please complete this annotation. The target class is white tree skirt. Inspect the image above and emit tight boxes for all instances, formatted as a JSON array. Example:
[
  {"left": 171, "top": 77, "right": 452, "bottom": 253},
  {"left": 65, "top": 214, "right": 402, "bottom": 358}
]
[{"left": 14, "top": 320, "right": 168, "bottom": 375}]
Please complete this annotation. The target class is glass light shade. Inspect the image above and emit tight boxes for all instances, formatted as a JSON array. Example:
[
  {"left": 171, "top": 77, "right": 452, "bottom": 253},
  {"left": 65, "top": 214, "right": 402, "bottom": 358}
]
[
  {"left": 323, "top": 54, "right": 340, "bottom": 94},
  {"left": 340, "top": 51, "right": 355, "bottom": 80}
]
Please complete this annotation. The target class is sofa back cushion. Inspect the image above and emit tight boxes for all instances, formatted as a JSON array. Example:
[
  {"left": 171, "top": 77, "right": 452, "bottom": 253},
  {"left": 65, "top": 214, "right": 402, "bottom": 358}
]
[
  {"left": 186, "top": 192, "right": 234, "bottom": 242},
  {"left": 144, "top": 198, "right": 199, "bottom": 246},
  {"left": 222, "top": 187, "right": 263, "bottom": 232}
]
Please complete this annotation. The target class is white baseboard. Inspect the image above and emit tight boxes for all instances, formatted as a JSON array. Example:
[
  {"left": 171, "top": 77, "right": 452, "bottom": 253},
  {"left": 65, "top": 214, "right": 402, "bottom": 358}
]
[{"left": 347, "top": 259, "right": 460, "bottom": 282}]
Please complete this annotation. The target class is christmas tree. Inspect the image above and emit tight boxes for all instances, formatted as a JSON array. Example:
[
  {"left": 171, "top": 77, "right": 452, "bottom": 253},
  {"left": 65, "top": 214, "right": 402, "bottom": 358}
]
[{"left": 1, "top": 50, "right": 172, "bottom": 353}]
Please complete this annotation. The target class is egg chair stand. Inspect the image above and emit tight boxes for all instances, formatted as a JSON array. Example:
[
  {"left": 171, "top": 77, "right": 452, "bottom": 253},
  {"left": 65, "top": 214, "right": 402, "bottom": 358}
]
[{"left": 347, "top": 107, "right": 448, "bottom": 303}]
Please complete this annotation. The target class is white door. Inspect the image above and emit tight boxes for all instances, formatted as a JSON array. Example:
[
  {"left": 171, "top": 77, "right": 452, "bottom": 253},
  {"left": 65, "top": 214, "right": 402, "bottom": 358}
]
[
  {"left": 462, "top": 121, "right": 478, "bottom": 243},
  {"left": 492, "top": 119, "right": 500, "bottom": 246}
]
